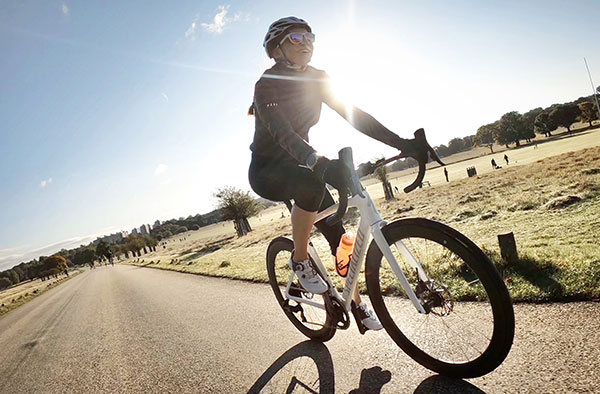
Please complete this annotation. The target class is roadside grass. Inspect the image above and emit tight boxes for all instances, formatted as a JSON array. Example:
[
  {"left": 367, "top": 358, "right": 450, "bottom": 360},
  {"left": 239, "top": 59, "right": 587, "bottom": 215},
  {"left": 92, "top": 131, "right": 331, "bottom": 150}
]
[
  {"left": 0, "top": 268, "right": 84, "bottom": 317},
  {"left": 126, "top": 143, "right": 600, "bottom": 303}
]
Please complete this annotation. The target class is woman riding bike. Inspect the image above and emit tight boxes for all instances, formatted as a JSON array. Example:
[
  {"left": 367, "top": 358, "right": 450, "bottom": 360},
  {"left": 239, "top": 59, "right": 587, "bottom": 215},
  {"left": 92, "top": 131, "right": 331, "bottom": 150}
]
[{"left": 248, "top": 17, "right": 425, "bottom": 331}]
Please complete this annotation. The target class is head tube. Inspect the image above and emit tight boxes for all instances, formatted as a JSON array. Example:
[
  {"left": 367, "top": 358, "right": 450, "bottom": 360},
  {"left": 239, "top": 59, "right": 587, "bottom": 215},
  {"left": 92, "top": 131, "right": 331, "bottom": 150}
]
[{"left": 338, "top": 147, "right": 364, "bottom": 197}]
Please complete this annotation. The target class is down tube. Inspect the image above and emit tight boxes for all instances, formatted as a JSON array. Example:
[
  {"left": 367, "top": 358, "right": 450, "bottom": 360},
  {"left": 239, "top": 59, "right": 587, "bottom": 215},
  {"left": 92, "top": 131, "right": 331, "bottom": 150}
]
[{"left": 371, "top": 225, "right": 426, "bottom": 314}]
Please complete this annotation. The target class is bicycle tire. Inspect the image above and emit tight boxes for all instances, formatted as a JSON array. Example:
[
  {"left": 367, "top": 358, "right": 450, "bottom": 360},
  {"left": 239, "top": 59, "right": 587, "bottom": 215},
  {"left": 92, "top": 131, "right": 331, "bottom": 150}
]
[
  {"left": 365, "top": 218, "right": 514, "bottom": 378},
  {"left": 266, "top": 237, "right": 337, "bottom": 342}
]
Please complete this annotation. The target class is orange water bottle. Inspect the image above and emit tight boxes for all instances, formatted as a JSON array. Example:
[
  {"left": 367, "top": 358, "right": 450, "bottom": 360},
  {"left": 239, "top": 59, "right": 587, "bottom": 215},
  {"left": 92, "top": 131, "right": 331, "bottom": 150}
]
[{"left": 336, "top": 233, "right": 355, "bottom": 277}]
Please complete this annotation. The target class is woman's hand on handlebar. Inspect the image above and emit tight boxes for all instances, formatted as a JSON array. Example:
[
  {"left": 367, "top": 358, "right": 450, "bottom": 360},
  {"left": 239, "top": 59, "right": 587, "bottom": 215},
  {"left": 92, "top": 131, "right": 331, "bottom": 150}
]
[
  {"left": 393, "top": 128, "right": 445, "bottom": 167},
  {"left": 313, "top": 157, "right": 351, "bottom": 193},
  {"left": 393, "top": 137, "right": 429, "bottom": 164}
]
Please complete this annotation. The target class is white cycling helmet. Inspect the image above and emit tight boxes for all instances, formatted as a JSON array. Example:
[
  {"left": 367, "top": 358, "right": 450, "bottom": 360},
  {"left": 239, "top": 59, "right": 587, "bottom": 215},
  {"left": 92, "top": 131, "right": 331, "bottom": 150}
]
[{"left": 263, "top": 16, "right": 312, "bottom": 58}]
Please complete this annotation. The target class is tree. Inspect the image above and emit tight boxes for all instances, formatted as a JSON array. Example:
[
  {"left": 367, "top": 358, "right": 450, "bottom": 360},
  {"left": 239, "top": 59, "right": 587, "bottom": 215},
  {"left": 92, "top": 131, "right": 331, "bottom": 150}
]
[
  {"left": 215, "top": 186, "right": 262, "bottom": 237},
  {"left": 462, "top": 135, "right": 474, "bottom": 150},
  {"left": 6, "top": 269, "right": 20, "bottom": 285},
  {"left": 497, "top": 112, "right": 527, "bottom": 147},
  {"left": 447, "top": 138, "right": 465, "bottom": 154},
  {"left": 522, "top": 107, "right": 544, "bottom": 134},
  {"left": 0, "top": 277, "right": 11, "bottom": 290},
  {"left": 125, "top": 235, "right": 146, "bottom": 256},
  {"left": 14, "top": 264, "right": 29, "bottom": 281},
  {"left": 96, "top": 240, "right": 111, "bottom": 261},
  {"left": 73, "top": 248, "right": 96, "bottom": 266},
  {"left": 534, "top": 112, "right": 556, "bottom": 137},
  {"left": 374, "top": 164, "right": 394, "bottom": 200},
  {"left": 578, "top": 101, "right": 598, "bottom": 127},
  {"left": 12, "top": 267, "right": 25, "bottom": 282},
  {"left": 549, "top": 104, "right": 580, "bottom": 132},
  {"left": 474, "top": 122, "right": 498, "bottom": 153},
  {"left": 434, "top": 144, "right": 450, "bottom": 157},
  {"left": 41, "top": 255, "right": 68, "bottom": 272}
]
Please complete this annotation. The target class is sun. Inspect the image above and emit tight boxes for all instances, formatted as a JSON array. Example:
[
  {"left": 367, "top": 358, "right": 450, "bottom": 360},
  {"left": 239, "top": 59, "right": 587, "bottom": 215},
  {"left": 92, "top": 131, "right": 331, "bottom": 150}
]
[{"left": 313, "top": 28, "right": 401, "bottom": 112}]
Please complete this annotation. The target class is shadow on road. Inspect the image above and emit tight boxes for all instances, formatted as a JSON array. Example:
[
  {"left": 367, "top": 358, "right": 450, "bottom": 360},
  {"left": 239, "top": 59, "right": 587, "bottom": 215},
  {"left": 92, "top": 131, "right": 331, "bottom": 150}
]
[
  {"left": 246, "top": 340, "right": 486, "bottom": 393},
  {"left": 247, "top": 341, "right": 334, "bottom": 393},
  {"left": 414, "top": 375, "right": 486, "bottom": 394}
]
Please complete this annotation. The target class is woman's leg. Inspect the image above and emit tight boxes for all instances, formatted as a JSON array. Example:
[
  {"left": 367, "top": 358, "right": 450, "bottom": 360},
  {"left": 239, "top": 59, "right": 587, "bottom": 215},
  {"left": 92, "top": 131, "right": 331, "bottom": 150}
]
[
  {"left": 249, "top": 155, "right": 325, "bottom": 262},
  {"left": 291, "top": 204, "right": 317, "bottom": 262}
]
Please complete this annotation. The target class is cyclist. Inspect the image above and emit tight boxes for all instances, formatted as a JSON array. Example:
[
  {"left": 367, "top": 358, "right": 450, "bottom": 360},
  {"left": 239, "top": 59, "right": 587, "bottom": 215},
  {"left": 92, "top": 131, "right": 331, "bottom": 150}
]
[{"left": 248, "top": 17, "right": 425, "bottom": 331}]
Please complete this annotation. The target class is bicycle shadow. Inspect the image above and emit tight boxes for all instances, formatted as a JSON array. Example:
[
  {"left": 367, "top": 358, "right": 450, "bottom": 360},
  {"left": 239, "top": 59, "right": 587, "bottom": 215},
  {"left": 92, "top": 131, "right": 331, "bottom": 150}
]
[
  {"left": 246, "top": 340, "right": 487, "bottom": 393},
  {"left": 246, "top": 340, "right": 334, "bottom": 393}
]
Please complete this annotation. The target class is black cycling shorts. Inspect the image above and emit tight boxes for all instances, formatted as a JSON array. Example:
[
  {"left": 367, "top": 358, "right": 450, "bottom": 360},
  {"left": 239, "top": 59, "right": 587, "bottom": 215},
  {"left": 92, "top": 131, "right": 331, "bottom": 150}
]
[{"left": 248, "top": 154, "right": 345, "bottom": 257}]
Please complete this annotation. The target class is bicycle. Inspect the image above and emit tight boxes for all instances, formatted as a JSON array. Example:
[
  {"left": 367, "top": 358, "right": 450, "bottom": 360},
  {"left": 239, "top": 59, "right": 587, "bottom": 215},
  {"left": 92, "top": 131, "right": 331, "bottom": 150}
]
[{"left": 266, "top": 129, "right": 515, "bottom": 378}]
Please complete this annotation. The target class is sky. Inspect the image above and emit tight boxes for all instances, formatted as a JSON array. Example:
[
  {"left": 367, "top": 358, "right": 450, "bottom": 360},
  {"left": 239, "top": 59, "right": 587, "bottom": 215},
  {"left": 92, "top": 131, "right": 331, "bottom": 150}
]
[{"left": 1, "top": 0, "right": 599, "bottom": 270}]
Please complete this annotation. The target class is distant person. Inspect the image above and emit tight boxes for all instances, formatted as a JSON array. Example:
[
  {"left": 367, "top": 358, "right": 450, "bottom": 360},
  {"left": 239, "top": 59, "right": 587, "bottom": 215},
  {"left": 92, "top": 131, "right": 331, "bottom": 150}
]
[
  {"left": 491, "top": 158, "right": 498, "bottom": 169},
  {"left": 504, "top": 154, "right": 509, "bottom": 165},
  {"left": 394, "top": 185, "right": 399, "bottom": 195},
  {"left": 443, "top": 167, "right": 449, "bottom": 182}
]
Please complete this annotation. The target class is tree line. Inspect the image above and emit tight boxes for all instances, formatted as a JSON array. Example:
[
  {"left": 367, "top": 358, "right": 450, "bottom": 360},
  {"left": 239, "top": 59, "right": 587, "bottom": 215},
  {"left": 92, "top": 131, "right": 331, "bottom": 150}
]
[
  {"left": 0, "top": 234, "right": 160, "bottom": 290},
  {"left": 0, "top": 197, "right": 281, "bottom": 290},
  {"left": 357, "top": 94, "right": 598, "bottom": 175},
  {"left": 474, "top": 95, "right": 598, "bottom": 152}
]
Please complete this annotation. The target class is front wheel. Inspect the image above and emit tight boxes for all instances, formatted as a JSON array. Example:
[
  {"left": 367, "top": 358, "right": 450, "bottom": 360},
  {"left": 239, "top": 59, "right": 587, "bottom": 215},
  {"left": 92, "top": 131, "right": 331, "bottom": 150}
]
[
  {"left": 365, "top": 218, "right": 514, "bottom": 378},
  {"left": 266, "top": 237, "right": 337, "bottom": 342}
]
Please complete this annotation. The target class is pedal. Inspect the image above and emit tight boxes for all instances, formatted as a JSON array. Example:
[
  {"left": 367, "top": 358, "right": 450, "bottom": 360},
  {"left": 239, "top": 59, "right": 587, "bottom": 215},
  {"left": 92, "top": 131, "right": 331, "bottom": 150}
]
[
  {"left": 351, "top": 301, "right": 367, "bottom": 335},
  {"left": 327, "top": 297, "right": 350, "bottom": 330}
]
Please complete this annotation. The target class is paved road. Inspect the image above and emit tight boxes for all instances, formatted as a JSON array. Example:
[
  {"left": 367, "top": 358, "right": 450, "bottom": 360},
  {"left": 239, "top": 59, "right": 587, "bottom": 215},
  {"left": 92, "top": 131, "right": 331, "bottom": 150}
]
[{"left": 0, "top": 265, "right": 598, "bottom": 393}]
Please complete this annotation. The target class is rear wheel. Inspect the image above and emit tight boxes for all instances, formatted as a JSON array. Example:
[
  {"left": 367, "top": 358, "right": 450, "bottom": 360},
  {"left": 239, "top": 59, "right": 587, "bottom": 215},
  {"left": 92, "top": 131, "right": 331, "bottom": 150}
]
[
  {"left": 365, "top": 218, "right": 514, "bottom": 378},
  {"left": 266, "top": 237, "right": 336, "bottom": 342}
]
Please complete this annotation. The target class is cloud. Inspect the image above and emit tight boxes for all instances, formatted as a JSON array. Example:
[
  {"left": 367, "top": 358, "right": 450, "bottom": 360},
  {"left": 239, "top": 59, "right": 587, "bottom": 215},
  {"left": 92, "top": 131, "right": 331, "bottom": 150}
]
[
  {"left": 0, "top": 245, "right": 30, "bottom": 255},
  {"left": 40, "top": 177, "right": 53, "bottom": 188},
  {"left": 185, "top": 15, "right": 198, "bottom": 40},
  {"left": 61, "top": 2, "right": 69, "bottom": 15},
  {"left": 0, "top": 234, "right": 97, "bottom": 271},
  {"left": 154, "top": 164, "right": 168, "bottom": 176},
  {"left": 200, "top": 5, "right": 241, "bottom": 35}
]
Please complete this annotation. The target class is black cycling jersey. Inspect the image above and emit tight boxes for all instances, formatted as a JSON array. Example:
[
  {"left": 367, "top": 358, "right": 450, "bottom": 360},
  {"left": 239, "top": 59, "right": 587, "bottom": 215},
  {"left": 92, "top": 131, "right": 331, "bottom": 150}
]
[{"left": 249, "top": 62, "right": 403, "bottom": 164}]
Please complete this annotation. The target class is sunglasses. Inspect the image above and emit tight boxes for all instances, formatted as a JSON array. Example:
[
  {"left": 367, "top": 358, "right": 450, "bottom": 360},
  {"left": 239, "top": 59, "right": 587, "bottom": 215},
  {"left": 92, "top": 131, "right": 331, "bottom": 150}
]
[{"left": 279, "top": 32, "right": 316, "bottom": 46}]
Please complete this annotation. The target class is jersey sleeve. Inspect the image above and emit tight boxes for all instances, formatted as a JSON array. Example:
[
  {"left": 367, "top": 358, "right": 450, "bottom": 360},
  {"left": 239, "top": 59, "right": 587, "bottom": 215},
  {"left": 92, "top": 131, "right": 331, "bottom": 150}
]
[
  {"left": 253, "top": 76, "right": 316, "bottom": 164},
  {"left": 320, "top": 71, "right": 404, "bottom": 149}
]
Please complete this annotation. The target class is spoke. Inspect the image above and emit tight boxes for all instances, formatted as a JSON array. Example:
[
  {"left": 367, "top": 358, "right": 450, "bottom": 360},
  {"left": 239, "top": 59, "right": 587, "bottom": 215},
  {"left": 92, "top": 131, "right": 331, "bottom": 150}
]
[
  {"left": 439, "top": 317, "right": 485, "bottom": 357},
  {"left": 441, "top": 318, "right": 471, "bottom": 361},
  {"left": 449, "top": 307, "right": 493, "bottom": 342},
  {"left": 414, "top": 313, "right": 429, "bottom": 334}
]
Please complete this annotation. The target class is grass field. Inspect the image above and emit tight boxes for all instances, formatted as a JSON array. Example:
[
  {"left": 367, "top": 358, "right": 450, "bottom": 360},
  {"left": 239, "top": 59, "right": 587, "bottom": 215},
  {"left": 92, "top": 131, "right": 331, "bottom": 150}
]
[
  {"left": 126, "top": 128, "right": 600, "bottom": 302},
  {"left": 0, "top": 268, "right": 84, "bottom": 317}
]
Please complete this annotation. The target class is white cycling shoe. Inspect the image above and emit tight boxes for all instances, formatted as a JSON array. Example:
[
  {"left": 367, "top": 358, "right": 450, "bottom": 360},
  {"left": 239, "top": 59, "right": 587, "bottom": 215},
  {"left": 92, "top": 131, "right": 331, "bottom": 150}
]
[
  {"left": 288, "top": 257, "right": 328, "bottom": 295},
  {"left": 356, "top": 302, "right": 383, "bottom": 331}
]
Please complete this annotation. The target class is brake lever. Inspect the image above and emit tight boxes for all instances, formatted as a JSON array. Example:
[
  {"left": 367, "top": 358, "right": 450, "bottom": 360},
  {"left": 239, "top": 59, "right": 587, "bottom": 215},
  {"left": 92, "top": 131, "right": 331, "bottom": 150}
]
[
  {"left": 403, "top": 128, "right": 446, "bottom": 193},
  {"left": 414, "top": 128, "right": 445, "bottom": 166}
]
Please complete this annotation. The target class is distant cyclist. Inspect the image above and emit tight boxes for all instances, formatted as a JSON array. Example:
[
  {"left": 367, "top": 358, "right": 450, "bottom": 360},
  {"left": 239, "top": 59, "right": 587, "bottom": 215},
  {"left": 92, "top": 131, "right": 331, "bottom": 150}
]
[{"left": 248, "top": 17, "right": 425, "bottom": 331}]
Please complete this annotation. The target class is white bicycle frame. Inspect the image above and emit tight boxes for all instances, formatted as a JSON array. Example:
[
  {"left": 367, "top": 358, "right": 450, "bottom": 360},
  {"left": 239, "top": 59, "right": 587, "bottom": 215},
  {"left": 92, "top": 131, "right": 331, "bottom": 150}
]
[{"left": 283, "top": 187, "right": 429, "bottom": 316}]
